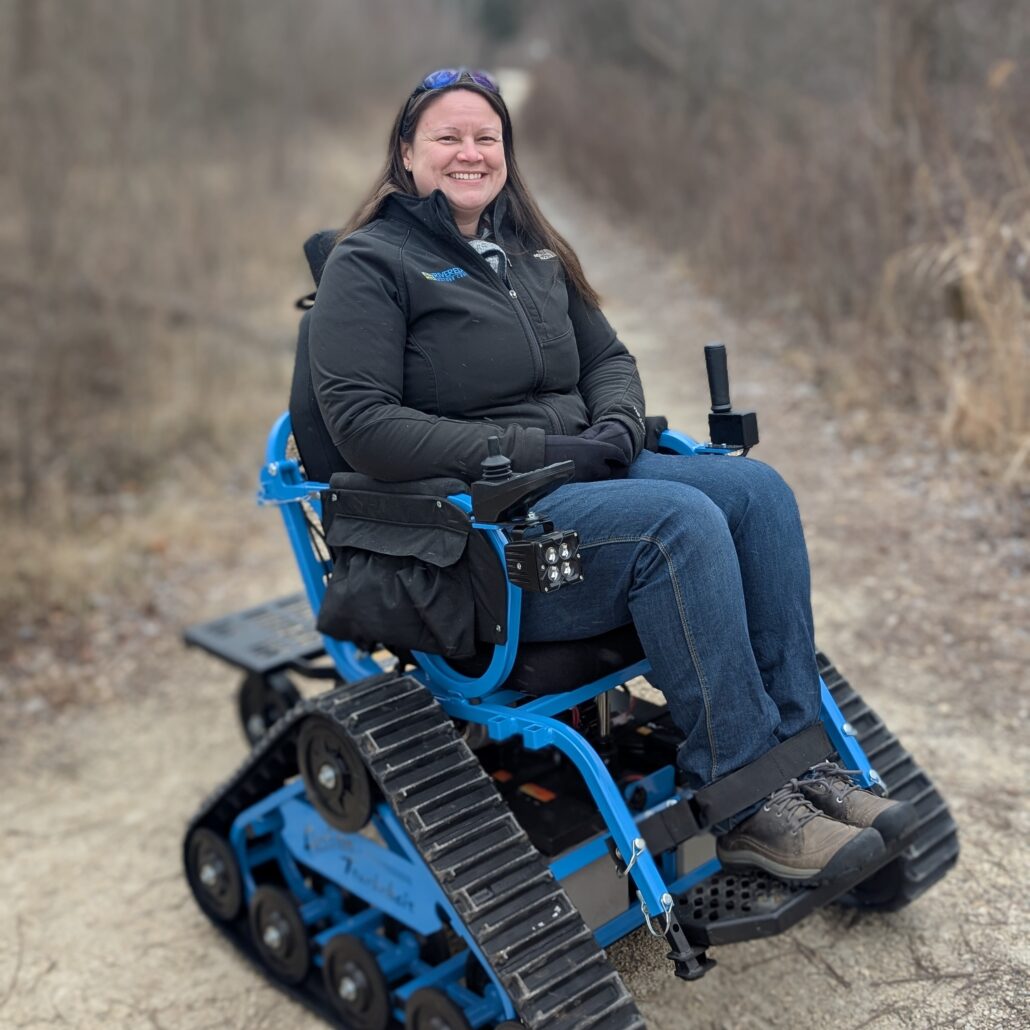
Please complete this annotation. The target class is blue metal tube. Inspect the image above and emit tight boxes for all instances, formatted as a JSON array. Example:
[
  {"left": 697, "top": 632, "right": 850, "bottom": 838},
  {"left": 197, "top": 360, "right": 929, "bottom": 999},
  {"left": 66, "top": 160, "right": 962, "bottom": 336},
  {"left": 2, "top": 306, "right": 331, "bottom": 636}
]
[
  {"left": 258, "top": 412, "right": 383, "bottom": 682},
  {"left": 439, "top": 699, "right": 671, "bottom": 916},
  {"left": 413, "top": 496, "right": 523, "bottom": 698},
  {"left": 820, "top": 680, "right": 877, "bottom": 788}
]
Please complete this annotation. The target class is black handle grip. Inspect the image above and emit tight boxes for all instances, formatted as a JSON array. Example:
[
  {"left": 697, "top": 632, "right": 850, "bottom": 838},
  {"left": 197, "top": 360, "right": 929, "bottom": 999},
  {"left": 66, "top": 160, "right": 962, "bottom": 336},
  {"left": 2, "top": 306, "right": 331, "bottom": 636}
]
[
  {"left": 704, "top": 343, "right": 732, "bottom": 413},
  {"left": 480, "top": 435, "right": 513, "bottom": 481}
]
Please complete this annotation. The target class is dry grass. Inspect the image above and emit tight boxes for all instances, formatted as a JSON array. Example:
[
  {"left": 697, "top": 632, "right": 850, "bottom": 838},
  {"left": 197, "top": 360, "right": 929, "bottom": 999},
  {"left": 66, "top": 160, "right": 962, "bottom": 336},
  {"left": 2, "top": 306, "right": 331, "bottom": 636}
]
[
  {"left": 0, "top": 0, "right": 482, "bottom": 652},
  {"left": 522, "top": 0, "right": 1030, "bottom": 488}
]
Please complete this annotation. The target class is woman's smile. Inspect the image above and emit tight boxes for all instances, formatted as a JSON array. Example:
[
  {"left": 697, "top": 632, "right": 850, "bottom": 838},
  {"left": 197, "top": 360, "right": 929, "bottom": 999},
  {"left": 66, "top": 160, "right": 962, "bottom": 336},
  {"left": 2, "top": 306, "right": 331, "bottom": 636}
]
[{"left": 401, "top": 89, "right": 507, "bottom": 234}]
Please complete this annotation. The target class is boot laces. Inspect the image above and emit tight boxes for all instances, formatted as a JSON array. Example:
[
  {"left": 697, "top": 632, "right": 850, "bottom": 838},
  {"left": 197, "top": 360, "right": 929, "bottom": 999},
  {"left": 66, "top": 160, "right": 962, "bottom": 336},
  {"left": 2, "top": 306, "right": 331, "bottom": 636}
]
[
  {"left": 806, "top": 761, "right": 863, "bottom": 803},
  {"left": 764, "top": 779, "right": 822, "bottom": 834}
]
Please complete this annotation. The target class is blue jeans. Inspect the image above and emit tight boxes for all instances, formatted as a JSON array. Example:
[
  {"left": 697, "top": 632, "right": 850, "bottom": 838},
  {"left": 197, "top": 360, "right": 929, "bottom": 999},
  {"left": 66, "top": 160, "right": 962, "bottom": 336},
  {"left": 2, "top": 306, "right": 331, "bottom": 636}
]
[{"left": 520, "top": 452, "right": 821, "bottom": 791}]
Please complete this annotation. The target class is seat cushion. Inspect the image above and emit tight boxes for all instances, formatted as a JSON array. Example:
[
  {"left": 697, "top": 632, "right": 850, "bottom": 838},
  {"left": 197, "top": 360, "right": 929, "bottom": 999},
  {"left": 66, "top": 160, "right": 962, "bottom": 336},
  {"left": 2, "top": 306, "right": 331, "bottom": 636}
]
[{"left": 449, "top": 622, "right": 645, "bottom": 696}]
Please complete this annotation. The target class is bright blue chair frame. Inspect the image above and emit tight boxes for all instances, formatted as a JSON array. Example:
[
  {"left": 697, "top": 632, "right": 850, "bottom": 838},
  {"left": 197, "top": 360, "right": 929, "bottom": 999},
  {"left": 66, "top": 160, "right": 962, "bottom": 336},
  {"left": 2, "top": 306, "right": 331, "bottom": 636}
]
[{"left": 257, "top": 412, "right": 879, "bottom": 928}]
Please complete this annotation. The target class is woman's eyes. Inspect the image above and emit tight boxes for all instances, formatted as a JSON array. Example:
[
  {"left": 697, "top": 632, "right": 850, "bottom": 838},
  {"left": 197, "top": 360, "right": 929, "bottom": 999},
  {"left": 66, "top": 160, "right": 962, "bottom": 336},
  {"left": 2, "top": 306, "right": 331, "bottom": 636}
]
[{"left": 434, "top": 135, "right": 500, "bottom": 144}]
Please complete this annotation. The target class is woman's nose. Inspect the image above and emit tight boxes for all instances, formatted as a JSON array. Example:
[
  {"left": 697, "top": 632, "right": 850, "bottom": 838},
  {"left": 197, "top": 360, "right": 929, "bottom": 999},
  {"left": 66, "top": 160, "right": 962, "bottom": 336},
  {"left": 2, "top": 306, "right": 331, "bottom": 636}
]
[{"left": 457, "top": 138, "right": 482, "bottom": 161}]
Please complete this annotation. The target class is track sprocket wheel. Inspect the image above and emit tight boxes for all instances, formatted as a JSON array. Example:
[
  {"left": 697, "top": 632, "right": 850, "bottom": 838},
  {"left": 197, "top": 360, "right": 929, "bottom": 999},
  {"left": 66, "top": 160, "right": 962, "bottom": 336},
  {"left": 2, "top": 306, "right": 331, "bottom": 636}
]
[
  {"left": 248, "top": 885, "right": 310, "bottom": 985},
  {"left": 238, "top": 671, "right": 301, "bottom": 744},
  {"left": 185, "top": 827, "right": 242, "bottom": 922},
  {"left": 297, "top": 713, "right": 373, "bottom": 832},
  {"left": 322, "top": 933, "right": 390, "bottom": 1030},
  {"left": 405, "top": 987, "right": 473, "bottom": 1030}
]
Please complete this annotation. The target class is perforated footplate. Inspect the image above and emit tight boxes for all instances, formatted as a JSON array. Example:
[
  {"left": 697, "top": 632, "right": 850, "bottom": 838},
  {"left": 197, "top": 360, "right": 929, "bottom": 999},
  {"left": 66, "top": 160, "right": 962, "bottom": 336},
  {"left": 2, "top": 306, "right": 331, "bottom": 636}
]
[
  {"left": 685, "top": 870, "right": 803, "bottom": 922},
  {"left": 676, "top": 869, "right": 815, "bottom": 946},
  {"left": 183, "top": 593, "right": 325, "bottom": 674},
  {"left": 676, "top": 804, "right": 918, "bottom": 946}
]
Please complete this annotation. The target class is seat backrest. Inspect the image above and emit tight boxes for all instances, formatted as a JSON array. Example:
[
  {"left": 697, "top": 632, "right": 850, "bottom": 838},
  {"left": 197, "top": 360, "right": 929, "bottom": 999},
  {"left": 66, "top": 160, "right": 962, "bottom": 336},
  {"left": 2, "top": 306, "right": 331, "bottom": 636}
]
[
  {"left": 288, "top": 230, "right": 354, "bottom": 484},
  {"left": 288, "top": 307, "right": 353, "bottom": 484}
]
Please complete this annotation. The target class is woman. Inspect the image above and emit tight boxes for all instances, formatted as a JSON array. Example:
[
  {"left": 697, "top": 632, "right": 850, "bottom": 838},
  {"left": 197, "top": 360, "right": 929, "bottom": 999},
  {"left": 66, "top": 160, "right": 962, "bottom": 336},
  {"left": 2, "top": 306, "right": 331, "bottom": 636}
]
[{"left": 309, "top": 68, "right": 914, "bottom": 884}]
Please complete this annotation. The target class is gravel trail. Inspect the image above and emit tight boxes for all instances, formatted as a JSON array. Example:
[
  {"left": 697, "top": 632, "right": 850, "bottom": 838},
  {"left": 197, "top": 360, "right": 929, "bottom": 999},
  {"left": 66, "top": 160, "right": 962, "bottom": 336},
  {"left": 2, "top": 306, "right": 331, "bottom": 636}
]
[{"left": 1, "top": 182, "right": 1025, "bottom": 1030}]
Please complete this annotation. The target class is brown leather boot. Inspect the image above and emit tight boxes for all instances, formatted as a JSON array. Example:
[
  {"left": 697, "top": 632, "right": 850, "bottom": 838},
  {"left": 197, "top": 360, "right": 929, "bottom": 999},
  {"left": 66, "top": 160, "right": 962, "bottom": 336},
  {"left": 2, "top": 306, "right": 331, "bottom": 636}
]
[
  {"left": 798, "top": 762, "right": 919, "bottom": 843},
  {"left": 716, "top": 779, "right": 885, "bottom": 885}
]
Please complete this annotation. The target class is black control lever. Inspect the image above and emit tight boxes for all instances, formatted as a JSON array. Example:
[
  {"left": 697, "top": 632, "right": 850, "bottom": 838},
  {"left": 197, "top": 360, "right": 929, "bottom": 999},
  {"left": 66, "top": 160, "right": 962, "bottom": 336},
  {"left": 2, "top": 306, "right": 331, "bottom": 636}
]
[
  {"left": 704, "top": 342, "right": 760, "bottom": 451},
  {"left": 471, "top": 438, "right": 575, "bottom": 524},
  {"left": 705, "top": 343, "right": 732, "bottom": 413}
]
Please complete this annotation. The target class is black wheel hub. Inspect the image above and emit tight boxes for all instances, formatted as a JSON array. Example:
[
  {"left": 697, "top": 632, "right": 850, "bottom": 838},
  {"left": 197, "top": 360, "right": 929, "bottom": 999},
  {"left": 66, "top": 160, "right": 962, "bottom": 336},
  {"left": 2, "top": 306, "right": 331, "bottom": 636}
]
[
  {"left": 322, "top": 934, "right": 390, "bottom": 1030},
  {"left": 405, "top": 987, "right": 473, "bottom": 1030},
  {"left": 186, "top": 828, "right": 242, "bottom": 922},
  {"left": 297, "top": 715, "right": 373, "bottom": 831},
  {"left": 238, "top": 671, "right": 301, "bottom": 744},
  {"left": 249, "top": 885, "right": 310, "bottom": 985}
]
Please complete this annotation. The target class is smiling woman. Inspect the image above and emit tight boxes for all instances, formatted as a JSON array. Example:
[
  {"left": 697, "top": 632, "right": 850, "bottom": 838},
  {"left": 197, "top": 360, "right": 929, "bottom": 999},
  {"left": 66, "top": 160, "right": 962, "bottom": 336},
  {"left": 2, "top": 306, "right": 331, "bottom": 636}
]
[{"left": 306, "top": 67, "right": 917, "bottom": 890}]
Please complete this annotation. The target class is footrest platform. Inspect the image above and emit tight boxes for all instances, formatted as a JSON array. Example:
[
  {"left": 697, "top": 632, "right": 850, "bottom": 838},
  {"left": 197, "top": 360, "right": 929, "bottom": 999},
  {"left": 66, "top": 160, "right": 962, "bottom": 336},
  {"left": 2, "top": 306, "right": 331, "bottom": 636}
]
[{"left": 677, "top": 834, "right": 910, "bottom": 947}]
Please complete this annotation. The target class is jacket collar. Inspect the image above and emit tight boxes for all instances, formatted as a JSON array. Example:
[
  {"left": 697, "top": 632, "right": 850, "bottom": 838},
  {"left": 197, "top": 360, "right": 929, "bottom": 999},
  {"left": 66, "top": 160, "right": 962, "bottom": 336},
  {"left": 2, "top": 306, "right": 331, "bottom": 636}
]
[{"left": 384, "top": 189, "right": 512, "bottom": 245}]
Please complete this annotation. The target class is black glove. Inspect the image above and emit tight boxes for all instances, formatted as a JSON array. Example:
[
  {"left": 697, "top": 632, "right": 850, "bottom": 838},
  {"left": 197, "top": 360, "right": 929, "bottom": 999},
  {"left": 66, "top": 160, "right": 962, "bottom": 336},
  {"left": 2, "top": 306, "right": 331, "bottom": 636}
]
[
  {"left": 544, "top": 433, "right": 631, "bottom": 483},
  {"left": 579, "top": 420, "right": 636, "bottom": 465}
]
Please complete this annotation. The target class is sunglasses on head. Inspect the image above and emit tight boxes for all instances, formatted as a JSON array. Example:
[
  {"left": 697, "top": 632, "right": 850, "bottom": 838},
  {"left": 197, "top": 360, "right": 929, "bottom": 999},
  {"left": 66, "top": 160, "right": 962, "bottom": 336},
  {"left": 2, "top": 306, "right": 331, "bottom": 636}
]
[{"left": 413, "top": 67, "right": 500, "bottom": 96}]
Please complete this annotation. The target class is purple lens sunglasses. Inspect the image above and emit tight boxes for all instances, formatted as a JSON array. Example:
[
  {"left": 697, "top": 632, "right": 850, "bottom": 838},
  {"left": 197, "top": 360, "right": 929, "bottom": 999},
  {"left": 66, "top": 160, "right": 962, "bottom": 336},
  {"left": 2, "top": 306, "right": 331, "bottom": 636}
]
[{"left": 414, "top": 67, "right": 500, "bottom": 95}]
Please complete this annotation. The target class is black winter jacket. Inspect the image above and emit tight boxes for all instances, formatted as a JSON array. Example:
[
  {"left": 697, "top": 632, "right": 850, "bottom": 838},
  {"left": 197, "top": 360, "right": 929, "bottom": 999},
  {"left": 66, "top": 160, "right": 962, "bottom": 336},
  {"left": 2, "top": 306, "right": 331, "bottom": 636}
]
[{"left": 309, "top": 189, "right": 647, "bottom": 482}]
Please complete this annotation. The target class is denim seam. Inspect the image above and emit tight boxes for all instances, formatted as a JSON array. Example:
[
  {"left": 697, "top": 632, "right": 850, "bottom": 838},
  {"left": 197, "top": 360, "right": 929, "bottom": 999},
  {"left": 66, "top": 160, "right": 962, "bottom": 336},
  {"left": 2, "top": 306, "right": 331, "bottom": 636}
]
[{"left": 579, "top": 535, "right": 720, "bottom": 780}]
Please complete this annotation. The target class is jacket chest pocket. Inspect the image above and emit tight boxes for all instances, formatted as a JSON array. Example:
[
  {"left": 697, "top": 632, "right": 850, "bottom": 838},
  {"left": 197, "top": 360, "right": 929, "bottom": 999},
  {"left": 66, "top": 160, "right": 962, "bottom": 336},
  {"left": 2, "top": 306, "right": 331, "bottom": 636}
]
[
  {"left": 539, "top": 326, "right": 579, "bottom": 391},
  {"left": 515, "top": 261, "right": 571, "bottom": 344}
]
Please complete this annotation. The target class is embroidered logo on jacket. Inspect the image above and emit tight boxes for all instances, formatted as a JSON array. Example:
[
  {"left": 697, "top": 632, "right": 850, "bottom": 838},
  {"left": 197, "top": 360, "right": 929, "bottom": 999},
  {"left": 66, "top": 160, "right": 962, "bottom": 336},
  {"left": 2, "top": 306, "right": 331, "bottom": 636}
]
[
  {"left": 420, "top": 267, "right": 468, "bottom": 282},
  {"left": 533, "top": 248, "right": 557, "bottom": 260}
]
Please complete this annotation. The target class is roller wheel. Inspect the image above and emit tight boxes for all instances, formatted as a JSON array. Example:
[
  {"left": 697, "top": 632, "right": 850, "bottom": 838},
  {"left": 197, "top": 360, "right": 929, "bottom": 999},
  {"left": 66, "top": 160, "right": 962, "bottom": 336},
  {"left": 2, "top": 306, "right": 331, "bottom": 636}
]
[
  {"left": 322, "top": 934, "right": 390, "bottom": 1030},
  {"left": 238, "top": 671, "right": 301, "bottom": 744},
  {"left": 297, "top": 714, "right": 373, "bottom": 832},
  {"left": 249, "top": 885, "right": 310, "bottom": 985},
  {"left": 185, "top": 827, "right": 242, "bottom": 922},
  {"left": 405, "top": 988, "right": 473, "bottom": 1030}
]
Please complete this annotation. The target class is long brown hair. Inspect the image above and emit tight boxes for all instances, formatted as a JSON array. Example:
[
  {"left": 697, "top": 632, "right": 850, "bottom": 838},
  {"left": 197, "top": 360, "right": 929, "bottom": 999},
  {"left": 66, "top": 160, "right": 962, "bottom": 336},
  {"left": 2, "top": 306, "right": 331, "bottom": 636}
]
[{"left": 341, "top": 78, "right": 601, "bottom": 307}]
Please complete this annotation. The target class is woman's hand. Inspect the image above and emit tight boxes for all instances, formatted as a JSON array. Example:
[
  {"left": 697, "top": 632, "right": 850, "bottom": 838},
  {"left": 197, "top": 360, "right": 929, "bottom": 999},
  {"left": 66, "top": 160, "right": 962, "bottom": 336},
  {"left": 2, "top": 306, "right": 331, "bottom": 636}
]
[
  {"left": 544, "top": 428, "right": 632, "bottom": 483},
  {"left": 579, "top": 420, "right": 635, "bottom": 465}
]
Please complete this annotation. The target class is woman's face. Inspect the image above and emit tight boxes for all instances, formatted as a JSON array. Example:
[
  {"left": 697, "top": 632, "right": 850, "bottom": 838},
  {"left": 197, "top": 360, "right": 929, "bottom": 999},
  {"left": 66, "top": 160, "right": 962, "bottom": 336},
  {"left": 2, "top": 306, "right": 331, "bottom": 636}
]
[{"left": 401, "top": 89, "right": 507, "bottom": 232}]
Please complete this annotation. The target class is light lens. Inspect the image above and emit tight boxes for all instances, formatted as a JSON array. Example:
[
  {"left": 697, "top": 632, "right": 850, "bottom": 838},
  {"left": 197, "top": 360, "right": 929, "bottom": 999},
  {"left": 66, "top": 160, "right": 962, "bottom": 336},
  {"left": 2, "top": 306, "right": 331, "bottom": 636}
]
[
  {"left": 544, "top": 545, "right": 559, "bottom": 564},
  {"left": 547, "top": 566, "right": 561, "bottom": 584},
  {"left": 559, "top": 541, "right": 572, "bottom": 560}
]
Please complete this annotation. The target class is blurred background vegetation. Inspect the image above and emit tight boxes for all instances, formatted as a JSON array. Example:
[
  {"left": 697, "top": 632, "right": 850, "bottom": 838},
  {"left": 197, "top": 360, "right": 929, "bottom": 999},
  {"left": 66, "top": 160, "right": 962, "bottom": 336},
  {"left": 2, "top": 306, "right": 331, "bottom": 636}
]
[{"left": 1, "top": 0, "right": 1026, "bottom": 646}]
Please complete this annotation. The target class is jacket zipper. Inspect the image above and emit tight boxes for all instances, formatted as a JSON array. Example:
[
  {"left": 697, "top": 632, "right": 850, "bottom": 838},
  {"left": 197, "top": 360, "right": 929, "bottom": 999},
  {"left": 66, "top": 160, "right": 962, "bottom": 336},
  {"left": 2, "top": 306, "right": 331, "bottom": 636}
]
[
  {"left": 505, "top": 264, "right": 566, "bottom": 434},
  {"left": 445, "top": 228, "right": 563, "bottom": 434}
]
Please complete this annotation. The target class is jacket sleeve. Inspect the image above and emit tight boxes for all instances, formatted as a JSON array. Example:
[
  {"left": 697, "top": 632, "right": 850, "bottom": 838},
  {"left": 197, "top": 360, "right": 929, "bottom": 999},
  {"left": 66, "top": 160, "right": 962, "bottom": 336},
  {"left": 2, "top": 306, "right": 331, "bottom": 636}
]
[
  {"left": 568, "top": 283, "right": 647, "bottom": 456},
  {"left": 309, "top": 233, "right": 547, "bottom": 483}
]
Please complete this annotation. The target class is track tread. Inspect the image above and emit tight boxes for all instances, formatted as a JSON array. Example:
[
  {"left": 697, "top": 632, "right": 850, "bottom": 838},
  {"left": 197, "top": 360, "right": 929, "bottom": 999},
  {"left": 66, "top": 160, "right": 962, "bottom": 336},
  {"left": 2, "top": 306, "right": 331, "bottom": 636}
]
[
  {"left": 185, "top": 673, "right": 642, "bottom": 1028},
  {"left": 819, "top": 652, "right": 959, "bottom": 909}
]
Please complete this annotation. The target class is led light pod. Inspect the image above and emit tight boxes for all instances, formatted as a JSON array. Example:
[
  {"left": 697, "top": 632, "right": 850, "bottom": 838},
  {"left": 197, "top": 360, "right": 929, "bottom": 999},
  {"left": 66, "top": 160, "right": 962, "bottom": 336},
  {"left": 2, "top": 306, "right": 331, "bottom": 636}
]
[{"left": 505, "top": 530, "right": 582, "bottom": 592}]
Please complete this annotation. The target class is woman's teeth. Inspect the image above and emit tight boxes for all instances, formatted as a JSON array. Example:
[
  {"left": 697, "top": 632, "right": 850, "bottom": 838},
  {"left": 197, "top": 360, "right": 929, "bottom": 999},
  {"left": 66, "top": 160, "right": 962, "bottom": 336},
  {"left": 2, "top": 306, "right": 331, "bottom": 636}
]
[{"left": 449, "top": 172, "right": 483, "bottom": 180}]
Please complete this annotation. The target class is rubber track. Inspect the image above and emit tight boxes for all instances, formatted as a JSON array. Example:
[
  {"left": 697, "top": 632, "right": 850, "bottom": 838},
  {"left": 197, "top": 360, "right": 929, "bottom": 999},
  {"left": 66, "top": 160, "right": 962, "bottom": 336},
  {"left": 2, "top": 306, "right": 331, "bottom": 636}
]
[
  {"left": 819, "top": 652, "right": 960, "bottom": 909},
  {"left": 186, "top": 672, "right": 645, "bottom": 1029}
]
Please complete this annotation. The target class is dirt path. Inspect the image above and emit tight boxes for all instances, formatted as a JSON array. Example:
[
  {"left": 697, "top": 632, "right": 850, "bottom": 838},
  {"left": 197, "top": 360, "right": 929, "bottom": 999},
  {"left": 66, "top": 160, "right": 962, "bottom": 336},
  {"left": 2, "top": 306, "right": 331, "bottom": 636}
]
[{"left": 1, "top": 181, "right": 1026, "bottom": 1030}]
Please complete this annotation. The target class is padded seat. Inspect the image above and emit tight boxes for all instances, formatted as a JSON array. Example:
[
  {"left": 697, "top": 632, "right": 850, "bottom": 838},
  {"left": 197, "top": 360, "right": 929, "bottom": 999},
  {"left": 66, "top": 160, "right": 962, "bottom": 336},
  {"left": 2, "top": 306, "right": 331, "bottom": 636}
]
[{"left": 449, "top": 622, "right": 645, "bottom": 696}]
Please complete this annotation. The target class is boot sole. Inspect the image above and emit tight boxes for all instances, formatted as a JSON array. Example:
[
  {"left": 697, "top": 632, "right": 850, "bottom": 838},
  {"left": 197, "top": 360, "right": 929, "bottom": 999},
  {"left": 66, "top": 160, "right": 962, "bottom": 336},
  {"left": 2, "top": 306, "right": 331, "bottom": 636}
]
[{"left": 717, "top": 827, "right": 886, "bottom": 886}]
